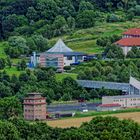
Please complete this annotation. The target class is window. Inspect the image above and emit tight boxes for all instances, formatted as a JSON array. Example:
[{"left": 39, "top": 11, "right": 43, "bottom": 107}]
[
  {"left": 77, "top": 56, "right": 82, "bottom": 60},
  {"left": 67, "top": 56, "right": 72, "bottom": 60},
  {"left": 46, "top": 57, "right": 58, "bottom": 67}
]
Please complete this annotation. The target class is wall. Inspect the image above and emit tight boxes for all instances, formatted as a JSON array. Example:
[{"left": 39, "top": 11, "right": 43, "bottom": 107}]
[
  {"left": 64, "top": 56, "right": 75, "bottom": 66},
  {"left": 97, "top": 106, "right": 121, "bottom": 111},
  {"left": 102, "top": 96, "right": 140, "bottom": 108},
  {"left": 102, "top": 97, "right": 113, "bottom": 104},
  {"left": 40, "top": 54, "right": 64, "bottom": 71},
  {"left": 121, "top": 46, "right": 132, "bottom": 56},
  {"left": 24, "top": 98, "right": 47, "bottom": 120}
]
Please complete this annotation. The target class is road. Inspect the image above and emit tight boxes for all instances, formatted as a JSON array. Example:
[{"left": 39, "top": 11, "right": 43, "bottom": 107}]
[{"left": 47, "top": 103, "right": 100, "bottom": 113}]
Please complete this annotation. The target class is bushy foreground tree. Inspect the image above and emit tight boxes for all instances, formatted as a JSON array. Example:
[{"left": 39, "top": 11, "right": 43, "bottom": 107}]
[{"left": 0, "top": 116, "right": 140, "bottom": 140}]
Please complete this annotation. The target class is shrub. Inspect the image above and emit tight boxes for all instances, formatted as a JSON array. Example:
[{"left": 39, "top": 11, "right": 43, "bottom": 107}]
[
  {"left": 64, "top": 66, "right": 71, "bottom": 71},
  {"left": 107, "top": 14, "right": 120, "bottom": 22}
]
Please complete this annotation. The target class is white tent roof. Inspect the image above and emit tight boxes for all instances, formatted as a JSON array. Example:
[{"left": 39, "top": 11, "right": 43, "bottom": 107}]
[
  {"left": 47, "top": 39, "right": 73, "bottom": 53},
  {"left": 130, "top": 76, "right": 140, "bottom": 90}
]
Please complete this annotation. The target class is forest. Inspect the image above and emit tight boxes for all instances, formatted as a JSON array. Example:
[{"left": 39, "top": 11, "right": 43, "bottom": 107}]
[
  {"left": 1, "top": 116, "right": 140, "bottom": 140},
  {"left": 76, "top": 59, "right": 140, "bottom": 82},
  {"left": 0, "top": 1, "right": 140, "bottom": 104},
  {"left": 0, "top": 0, "right": 140, "bottom": 57},
  {"left": 1, "top": 0, "right": 140, "bottom": 139}
]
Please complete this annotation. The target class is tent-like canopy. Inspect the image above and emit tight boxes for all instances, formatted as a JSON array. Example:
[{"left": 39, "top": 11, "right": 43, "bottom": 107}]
[{"left": 47, "top": 39, "right": 73, "bottom": 53}]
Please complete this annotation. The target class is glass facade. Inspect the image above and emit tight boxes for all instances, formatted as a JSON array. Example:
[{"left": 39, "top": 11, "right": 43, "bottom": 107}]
[
  {"left": 67, "top": 56, "right": 72, "bottom": 60},
  {"left": 46, "top": 57, "right": 58, "bottom": 67}
]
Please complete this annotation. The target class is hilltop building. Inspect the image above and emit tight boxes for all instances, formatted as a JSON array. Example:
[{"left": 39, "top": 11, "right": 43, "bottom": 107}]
[
  {"left": 115, "top": 28, "right": 140, "bottom": 55},
  {"left": 23, "top": 93, "right": 46, "bottom": 120},
  {"left": 96, "top": 76, "right": 140, "bottom": 111},
  {"left": 30, "top": 39, "right": 86, "bottom": 71}
]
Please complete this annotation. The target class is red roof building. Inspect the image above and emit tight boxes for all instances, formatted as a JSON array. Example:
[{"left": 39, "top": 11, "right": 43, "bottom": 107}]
[
  {"left": 98, "top": 103, "right": 121, "bottom": 107},
  {"left": 115, "top": 38, "right": 140, "bottom": 47},
  {"left": 115, "top": 28, "right": 140, "bottom": 55},
  {"left": 123, "top": 28, "right": 140, "bottom": 37},
  {"left": 97, "top": 103, "right": 121, "bottom": 111}
]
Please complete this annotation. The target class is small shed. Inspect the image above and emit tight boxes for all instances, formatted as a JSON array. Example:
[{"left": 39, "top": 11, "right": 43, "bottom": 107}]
[{"left": 97, "top": 104, "right": 121, "bottom": 111}]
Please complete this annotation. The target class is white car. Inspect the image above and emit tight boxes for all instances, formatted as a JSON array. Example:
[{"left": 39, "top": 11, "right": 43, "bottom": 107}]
[{"left": 82, "top": 109, "right": 88, "bottom": 112}]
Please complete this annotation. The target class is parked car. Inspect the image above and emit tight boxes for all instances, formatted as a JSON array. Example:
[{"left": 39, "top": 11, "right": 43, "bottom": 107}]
[{"left": 82, "top": 109, "right": 88, "bottom": 112}]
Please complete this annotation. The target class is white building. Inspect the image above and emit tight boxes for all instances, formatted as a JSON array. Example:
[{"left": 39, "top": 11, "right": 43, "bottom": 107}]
[{"left": 102, "top": 95, "right": 140, "bottom": 108}]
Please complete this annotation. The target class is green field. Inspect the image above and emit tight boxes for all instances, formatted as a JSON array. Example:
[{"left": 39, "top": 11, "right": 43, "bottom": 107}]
[
  {"left": 49, "top": 19, "right": 140, "bottom": 54},
  {"left": 56, "top": 73, "right": 77, "bottom": 81},
  {"left": 0, "top": 67, "right": 24, "bottom": 76},
  {"left": 0, "top": 42, "right": 7, "bottom": 58}
]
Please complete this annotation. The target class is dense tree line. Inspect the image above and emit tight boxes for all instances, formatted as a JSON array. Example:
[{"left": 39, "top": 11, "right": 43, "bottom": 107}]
[
  {"left": 96, "top": 35, "right": 125, "bottom": 59},
  {"left": 0, "top": 68, "right": 89, "bottom": 103},
  {"left": 0, "top": 0, "right": 98, "bottom": 40},
  {"left": 127, "top": 47, "right": 140, "bottom": 58},
  {"left": 0, "top": 0, "right": 140, "bottom": 58},
  {"left": 76, "top": 59, "right": 140, "bottom": 83},
  {"left": 4, "top": 35, "right": 49, "bottom": 58},
  {"left": 96, "top": 35, "right": 121, "bottom": 47},
  {"left": 0, "top": 0, "right": 140, "bottom": 40},
  {"left": 0, "top": 116, "right": 140, "bottom": 140}
]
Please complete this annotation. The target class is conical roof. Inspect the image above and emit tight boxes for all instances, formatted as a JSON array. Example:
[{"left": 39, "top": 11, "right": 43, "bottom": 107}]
[{"left": 47, "top": 39, "right": 73, "bottom": 53}]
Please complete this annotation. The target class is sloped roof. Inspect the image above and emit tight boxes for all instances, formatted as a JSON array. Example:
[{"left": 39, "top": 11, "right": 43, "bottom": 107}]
[
  {"left": 130, "top": 76, "right": 140, "bottom": 90},
  {"left": 115, "top": 38, "right": 140, "bottom": 47},
  {"left": 99, "top": 104, "right": 121, "bottom": 107},
  {"left": 103, "top": 95, "right": 140, "bottom": 99},
  {"left": 123, "top": 28, "right": 140, "bottom": 36},
  {"left": 47, "top": 39, "right": 73, "bottom": 53}
]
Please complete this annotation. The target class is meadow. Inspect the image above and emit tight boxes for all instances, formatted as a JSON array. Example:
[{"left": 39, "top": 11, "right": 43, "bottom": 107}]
[
  {"left": 47, "top": 112, "right": 140, "bottom": 128},
  {"left": 55, "top": 73, "right": 77, "bottom": 81},
  {"left": 49, "top": 18, "right": 140, "bottom": 54}
]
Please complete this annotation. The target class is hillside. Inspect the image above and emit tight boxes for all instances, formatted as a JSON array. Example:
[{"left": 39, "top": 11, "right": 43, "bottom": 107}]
[
  {"left": 50, "top": 18, "right": 140, "bottom": 54},
  {"left": 0, "top": 18, "right": 140, "bottom": 76},
  {"left": 0, "top": 0, "right": 140, "bottom": 61}
]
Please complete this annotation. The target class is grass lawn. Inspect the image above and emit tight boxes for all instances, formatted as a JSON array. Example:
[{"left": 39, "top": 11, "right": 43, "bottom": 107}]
[
  {"left": 67, "top": 40, "right": 104, "bottom": 54},
  {"left": 56, "top": 73, "right": 78, "bottom": 81},
  {"left": 49, "top": 19, "right": 140, "bottom": 54},
  {"left": 1, "top": 67, "right": 24, "bottom": 76},
  {"left": 0, "top": 42, "right": 8, "bottom": 58}
]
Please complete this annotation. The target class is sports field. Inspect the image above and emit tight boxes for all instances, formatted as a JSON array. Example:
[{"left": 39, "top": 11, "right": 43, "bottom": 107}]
[{"left": 47, "top": 112, "right": 140, "bottom": 128}]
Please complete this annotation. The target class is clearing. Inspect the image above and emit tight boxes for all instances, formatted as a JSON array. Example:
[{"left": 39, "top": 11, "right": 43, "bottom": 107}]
[
  {"left": 49, "top": 19, "right": 140, "bottom": 54},
  {"left": 47, "top": 112, "right": 140, "bottom": 128}
]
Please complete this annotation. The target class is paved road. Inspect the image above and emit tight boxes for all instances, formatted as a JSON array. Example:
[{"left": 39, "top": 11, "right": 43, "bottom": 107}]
[{"left": 47, "top": 103, "right": 100, "bottom": 113}]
